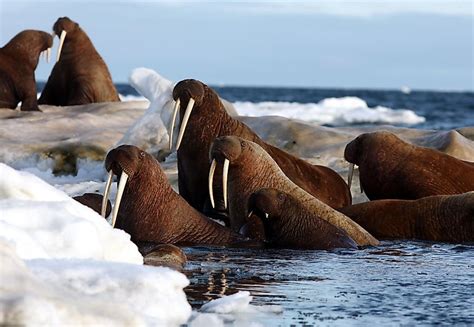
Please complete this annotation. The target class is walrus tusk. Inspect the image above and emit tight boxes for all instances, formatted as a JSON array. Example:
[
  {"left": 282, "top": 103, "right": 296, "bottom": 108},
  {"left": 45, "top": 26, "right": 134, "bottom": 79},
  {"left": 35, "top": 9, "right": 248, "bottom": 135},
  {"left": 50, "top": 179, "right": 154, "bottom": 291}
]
[
  {"left": 175, "top": 98, "right": 195, "bottom": 151},
  {"left": 111, "top": 171, "right": 128, "bottom": 227},
  {"left": 101, "top": 170, "right": 113, "bottom": 217},
  {"left": 168, "top": 98, "right": 180, "bottom": 150},
  {"left": 247, "top": 210, "right": 253, "bottom": 218},
  {"left": 222, "top": 158, "right": 230, "bottom": 210},
  {"left": 56, "top": 30, "right": 67, "bottom": 62},
  {"left": 208, "top": 159, "right": 217, "bottom": 208},
  {"left": 46, "top": 47, "right": 51, "bottom": 63},
  {"left": 265, "top": 213, "right": 269, "bottom": 219},
  {"left": 347, "top": 163, "right": 355, "bottom": 189}
]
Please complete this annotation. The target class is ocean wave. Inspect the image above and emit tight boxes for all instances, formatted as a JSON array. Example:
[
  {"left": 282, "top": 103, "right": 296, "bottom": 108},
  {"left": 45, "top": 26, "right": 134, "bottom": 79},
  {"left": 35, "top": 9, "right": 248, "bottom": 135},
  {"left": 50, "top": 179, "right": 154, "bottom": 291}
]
[
  {"left": 119, "top": 94, "right": 149, "bottom": 102},
  {"left": 234, "top": 96, "right": 425, "bottom": 126}
]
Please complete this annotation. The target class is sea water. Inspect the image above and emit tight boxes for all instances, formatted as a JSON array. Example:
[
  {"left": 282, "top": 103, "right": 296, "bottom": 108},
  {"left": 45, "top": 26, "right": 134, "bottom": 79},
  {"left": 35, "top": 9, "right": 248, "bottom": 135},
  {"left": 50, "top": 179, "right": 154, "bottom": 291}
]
[{"left": 184, "top": 242, "right": 474, "bottom": 325}]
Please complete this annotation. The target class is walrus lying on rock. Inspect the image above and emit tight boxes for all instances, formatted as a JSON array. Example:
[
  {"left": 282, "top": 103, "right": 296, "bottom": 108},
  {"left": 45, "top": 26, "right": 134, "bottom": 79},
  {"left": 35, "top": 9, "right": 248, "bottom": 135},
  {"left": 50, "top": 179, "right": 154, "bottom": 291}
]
[
  {"left": 345, "top": 131, "right": 474, "bottom": 200},
  {"left": 39, "top": 17, "right": 120, "bottom": 106},
  {"left": 102, "top": 145, "right": 250, "bottom": 247},
  {"left": 170, "top": 79, "right": 351, "bottom": 219},
  {"left": 244, "top": 188, "right": 358, "bottom": 250},
  {"left": 339, "top": 192, "right": 474, "bottom": 243},
  {"left": 0, "top": 30, "right": 53, "bottom": 111},
  {"left": 208, "top": 136, "right": 378, "bottom": 246}
]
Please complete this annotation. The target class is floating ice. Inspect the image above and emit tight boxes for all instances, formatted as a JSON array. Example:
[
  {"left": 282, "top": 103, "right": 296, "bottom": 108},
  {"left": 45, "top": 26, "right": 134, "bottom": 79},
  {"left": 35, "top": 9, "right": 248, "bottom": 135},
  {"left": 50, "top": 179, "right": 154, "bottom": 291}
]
[
  {"left": 189, "top": 291, "right": 283, "bottom": 326},
  {"left": 234, "top": 96, "right": 425, "bottom": 126},
  {"left": 0, "top": 240, "right": 192, "bottom": 326}
]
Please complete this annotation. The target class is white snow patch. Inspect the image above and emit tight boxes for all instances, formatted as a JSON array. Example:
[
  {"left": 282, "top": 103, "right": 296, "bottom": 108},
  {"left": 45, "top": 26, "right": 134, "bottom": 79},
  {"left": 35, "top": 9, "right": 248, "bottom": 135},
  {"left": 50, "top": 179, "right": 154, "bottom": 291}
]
[
  {"left": 234, "top": 96, "right": 425, "bottom": 125},
  {"left": 0, "top": 240, "right": 191, "bottom": 326},
  {"left": 0, "top": 163, "right": 141, "bottom": 263}
]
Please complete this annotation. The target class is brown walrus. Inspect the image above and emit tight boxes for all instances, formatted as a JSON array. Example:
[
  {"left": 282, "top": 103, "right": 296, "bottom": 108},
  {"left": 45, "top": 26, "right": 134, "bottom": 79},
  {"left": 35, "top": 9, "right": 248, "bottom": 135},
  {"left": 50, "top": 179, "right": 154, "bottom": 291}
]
[
  {"left": 245, "top": 188, "right": 358, "bottom": 250},
  {"left": 38, "top": 17, "right": 120, "bottom": 106},
  {"left": 73, "top": 193, "right": 111, "bottom": 217},
  {"left": 345, "top": 131, "right": 474, "bottom": 200},
  {"left": 0, "top": 30, "right": 53, "bottom": 111},
  {"left": 102, "top": 144, "right": 250, "bottom": 247},
  {"left": 170, "top": 79, "right": 351, "bottom": 219},
  {"left": 141, "top": 243, "right": 187, "bottom": 271},
  {"left": 208, "top": 136, "right": 378, "bottom": 246},
  {"left": 339, "top": 192, "right": 474, "bottom": 243}
]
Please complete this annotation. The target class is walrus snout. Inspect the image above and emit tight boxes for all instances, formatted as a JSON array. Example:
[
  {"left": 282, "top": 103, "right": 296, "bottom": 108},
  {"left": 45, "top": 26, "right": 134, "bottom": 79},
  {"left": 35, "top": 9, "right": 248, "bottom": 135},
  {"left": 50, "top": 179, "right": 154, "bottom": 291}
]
[{"left": 210, "top": 136, "right": 243, "bottom": 163}]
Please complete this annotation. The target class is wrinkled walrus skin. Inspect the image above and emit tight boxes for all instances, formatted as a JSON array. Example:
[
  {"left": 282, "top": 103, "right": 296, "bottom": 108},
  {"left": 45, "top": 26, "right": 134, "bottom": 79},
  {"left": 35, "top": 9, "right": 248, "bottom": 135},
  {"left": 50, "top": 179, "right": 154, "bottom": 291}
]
[
  {"left": 339, "top": 192, "right": 474, "bottom": 243},
  {"left": 39, "top": 17, "right": 120, "bottom": 106},
  {"left": 172, "top": 79, "right": 351, "bottom": 220},
  {"left": 104, "top": 145, "right": 252, "bottom": 247},
  {"left": 0, "top": 30, "right": 53, "bottom": 111}
]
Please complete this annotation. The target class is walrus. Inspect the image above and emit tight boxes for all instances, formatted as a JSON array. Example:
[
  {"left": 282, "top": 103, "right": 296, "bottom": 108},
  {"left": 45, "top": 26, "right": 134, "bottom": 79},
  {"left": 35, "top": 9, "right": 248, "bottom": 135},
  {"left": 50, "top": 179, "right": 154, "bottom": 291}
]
[
  {"left": 170, "top": 79, "right": 351, "bottom": 219},
  {"left": 245, "top": 188, "right": 358, "bottom": 250},
  {"left": 73, "top": 193, "right": 111, "bottom": 217},
  {"left": 339, "top": 192, "right": 474, "bottom": 243},
  {"left": 102, "top": 144, "right": 250, "bottom": 247},
  {"left": 208, "top": 136, "right": 378, "bottom": 246},
  {"left": 38, "top": 17, "right": 120, "bottom": 106},
  {"left": 0, "top": 30, "right": 53, "bottom": 111},
  {"left": 141, "top": 243, "right": 187, "bottom": 271},
  {"left": 345, "top": 131, "right": 474, "bottom": 200}
]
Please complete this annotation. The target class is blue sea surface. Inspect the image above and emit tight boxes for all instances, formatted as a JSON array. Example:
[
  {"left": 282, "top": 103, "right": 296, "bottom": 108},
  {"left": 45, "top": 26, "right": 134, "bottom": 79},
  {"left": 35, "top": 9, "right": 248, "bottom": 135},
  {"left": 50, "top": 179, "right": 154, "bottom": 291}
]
[
  {"left": 120, "top": 83, "right": 474, "bottom": 130},
  {"left": 184, "top": 242, "right": 474, "bottom": 325}
]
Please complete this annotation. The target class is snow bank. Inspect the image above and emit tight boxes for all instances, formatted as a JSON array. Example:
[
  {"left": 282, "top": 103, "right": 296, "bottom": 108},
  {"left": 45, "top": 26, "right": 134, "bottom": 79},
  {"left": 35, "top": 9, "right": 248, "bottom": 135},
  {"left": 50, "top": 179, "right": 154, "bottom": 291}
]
[
  {"left": 0, "top": 163, "right": 141, "bottom": 263},
  {"left": 234, "top": 97, "right": 425, "bottom": 126},
  {"left": 0, "top": 240, "right": 191, "bottom": 326}
]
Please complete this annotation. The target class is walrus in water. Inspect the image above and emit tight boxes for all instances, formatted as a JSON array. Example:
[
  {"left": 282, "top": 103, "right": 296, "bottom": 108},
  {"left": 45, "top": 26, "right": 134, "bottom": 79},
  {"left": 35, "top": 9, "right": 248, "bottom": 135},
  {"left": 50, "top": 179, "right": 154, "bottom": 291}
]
[
  {"left": 244, "top": 188, "right": 358, "bottom": 250},
  {"left": 208, "top": 136, "right": 378, "bottom": 246},
  {"left": 339, "top": 192, "right": 474, "bottom": 243},
  {"left": 170, "top": 79, "right": 351, "bottom": 218},
  {"left": 38, "top": 17, "right": 120, "bottom": 106},
  {"left": 101, "top": 144, "right": 249, "bottom": 247},
  {"left": 345, "top": 131, "right": 474, "bottom": 200},
  {"left": 0, "top": 30, "right": 53, "bottom": 111}
]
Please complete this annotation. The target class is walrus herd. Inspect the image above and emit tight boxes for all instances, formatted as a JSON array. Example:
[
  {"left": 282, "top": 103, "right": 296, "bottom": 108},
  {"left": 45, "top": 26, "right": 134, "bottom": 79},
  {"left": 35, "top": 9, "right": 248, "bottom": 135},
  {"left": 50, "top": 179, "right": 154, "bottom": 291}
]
[
  {"left": 0, "top": 17, "right": 119, "bottom": 111},
  {"left": 2, "top": 18, "right": 473, "bottom": 268}
]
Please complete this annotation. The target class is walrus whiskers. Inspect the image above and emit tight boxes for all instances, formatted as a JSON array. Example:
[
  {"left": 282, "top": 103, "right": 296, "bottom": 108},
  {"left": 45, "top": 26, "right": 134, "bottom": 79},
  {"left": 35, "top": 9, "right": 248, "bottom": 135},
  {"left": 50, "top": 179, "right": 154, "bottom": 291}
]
[
  {"left": 168, "top": 98, "right": 180, "bottom": 150},
  {"left": 56, "top": 30, "right": 67, "bottom": 62},
  {"left": 111, "top": 171, "right": 128, "bottom": 227},
  {"left": 222, "top": 158, "right": 230, "bottom": 209},
  {"left": 208, "top": 159, "right": 217, "bottom": 208},
  {"left": 101, "top": 170, "right": 113, "bottom": 217},
  {"left": 176, "top": 98, "right": 195, "bottom": 151}
]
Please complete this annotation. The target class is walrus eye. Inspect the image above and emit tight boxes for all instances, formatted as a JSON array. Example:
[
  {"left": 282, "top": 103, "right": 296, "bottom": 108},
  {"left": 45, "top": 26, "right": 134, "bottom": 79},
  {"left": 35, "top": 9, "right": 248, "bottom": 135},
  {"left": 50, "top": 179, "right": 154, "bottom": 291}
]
[
  {"left": 140, "top": 151, "right": 145, "bottom": 158},
  {"left": 240, "top": 141, "right": 246, "bottom": 148},
  {"left": 278, "top": 193, "right": 285, "bottom": 202}
]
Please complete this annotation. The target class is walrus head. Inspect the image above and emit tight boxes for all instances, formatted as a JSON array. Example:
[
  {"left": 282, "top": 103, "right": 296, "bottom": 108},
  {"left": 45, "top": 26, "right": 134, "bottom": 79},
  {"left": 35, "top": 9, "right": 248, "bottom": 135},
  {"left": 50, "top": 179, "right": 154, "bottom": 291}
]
[
  {"left": 52, "top": 16, "right": 80, "bottom": 62},
  {"left": 208, "top": 136, "right": 266, "bottom": 210},
  {"left": 247, "top": 188, "right": 286, "bottom": 242},
  {"left": 2, "top": 30, "right": 53, "bottom": 67},
  {"left": 247, "top": 188, "right": 358, "bottom": 250},
  {"left": 169, "top": 79, "right": 224, "bottom": 151},
  {"left": 344, "top": 131, "right": 404, "bottom": 190},
  {"left": 103, "top": 145, "right": 166, "bottom": 227}
]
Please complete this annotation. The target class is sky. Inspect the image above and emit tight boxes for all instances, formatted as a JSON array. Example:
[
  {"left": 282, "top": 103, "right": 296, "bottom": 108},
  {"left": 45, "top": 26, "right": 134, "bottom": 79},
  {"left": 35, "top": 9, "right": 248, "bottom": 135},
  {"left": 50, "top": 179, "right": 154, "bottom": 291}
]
[{"left": 0, "top": 0, "right": 472, "bottom": 90}]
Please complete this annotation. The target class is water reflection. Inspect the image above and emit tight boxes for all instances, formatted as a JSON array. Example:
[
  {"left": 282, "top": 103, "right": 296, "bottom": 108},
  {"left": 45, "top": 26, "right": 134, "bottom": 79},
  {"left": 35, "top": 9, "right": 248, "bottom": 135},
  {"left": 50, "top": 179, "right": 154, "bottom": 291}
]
[{"left": 183, "top": 241, "right": 474, "bottom": 325}]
